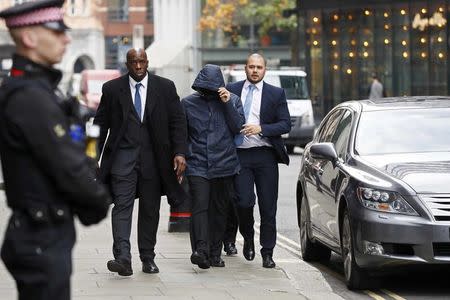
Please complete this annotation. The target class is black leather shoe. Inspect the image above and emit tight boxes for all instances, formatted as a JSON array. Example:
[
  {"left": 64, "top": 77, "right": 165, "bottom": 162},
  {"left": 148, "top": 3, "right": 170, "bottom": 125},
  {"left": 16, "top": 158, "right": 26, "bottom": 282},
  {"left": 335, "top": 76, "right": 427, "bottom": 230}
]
[
  {"left": 262, "top": 255, "right": 276, "bottom": 268},
  {"left": 190, "top": 251, "right": 210, "bottom": 269},
  {"left": 142, "top": 259, "right": 159, "bottom": 274},
  {"left": 224, "top": 242, "right": 238, "bottom": 256},
  {"left": 243, "top": 240, "right": 255, "bottom": 261},
  {"left": 210, "top": 256, "right": 225, "bottom": 267},
  {"left": 107, "top": 259, "right": 133, "bottom": 276}
]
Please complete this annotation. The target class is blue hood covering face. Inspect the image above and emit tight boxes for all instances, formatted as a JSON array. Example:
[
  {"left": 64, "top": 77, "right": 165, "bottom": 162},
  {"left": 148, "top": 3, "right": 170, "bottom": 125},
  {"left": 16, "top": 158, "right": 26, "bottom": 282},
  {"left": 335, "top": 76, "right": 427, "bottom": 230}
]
[{"left": 192, "top": 64, "right": 225, "bottom": 97}]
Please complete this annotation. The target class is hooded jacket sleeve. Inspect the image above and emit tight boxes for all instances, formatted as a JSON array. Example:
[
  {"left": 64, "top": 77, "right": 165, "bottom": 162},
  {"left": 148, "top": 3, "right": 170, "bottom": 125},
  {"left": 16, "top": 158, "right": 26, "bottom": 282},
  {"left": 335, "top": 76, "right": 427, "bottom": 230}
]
[{"left": 223, "top": 93, "right": 244, "bottom": 134}]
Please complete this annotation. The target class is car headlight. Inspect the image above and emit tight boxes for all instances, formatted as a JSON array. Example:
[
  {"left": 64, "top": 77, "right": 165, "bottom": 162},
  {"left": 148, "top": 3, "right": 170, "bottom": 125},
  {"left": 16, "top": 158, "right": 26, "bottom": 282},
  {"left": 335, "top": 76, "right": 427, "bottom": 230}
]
[{"left": 357, "top": 187, "right": 418, "bottom": 216}]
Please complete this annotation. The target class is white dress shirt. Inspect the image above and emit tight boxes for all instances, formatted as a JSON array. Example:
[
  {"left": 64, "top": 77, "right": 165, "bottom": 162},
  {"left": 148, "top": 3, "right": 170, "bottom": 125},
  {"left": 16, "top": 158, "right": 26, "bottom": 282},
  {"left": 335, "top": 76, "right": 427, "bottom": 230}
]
[
  {"left": 239, "top": 80, "right": 272, "bottom": 148},
  {"left": 129, "top": 73, "right": 148, "bottom": 122}
]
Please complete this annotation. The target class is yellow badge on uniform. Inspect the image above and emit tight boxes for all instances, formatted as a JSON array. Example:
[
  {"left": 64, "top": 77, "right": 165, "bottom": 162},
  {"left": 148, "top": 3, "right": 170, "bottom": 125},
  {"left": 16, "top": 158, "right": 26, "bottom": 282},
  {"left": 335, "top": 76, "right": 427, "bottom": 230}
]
[{"left": 53, "top": 124, "right": 66, "bottom": 137}]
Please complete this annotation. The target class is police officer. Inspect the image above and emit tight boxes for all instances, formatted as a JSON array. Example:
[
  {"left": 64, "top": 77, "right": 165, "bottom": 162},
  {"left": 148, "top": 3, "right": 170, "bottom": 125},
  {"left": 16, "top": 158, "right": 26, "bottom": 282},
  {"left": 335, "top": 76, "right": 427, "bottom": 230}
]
[{"left": 0, "top": 1, "right": 111, "bottom": 299}]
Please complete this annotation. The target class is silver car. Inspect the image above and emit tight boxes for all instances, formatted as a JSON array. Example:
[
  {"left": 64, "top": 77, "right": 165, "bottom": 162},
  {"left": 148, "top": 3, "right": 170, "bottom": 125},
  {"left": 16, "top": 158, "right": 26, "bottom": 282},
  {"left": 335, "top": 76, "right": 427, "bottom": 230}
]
[{"left": 296, "top": 97, "right": 450, "bottom": 290}]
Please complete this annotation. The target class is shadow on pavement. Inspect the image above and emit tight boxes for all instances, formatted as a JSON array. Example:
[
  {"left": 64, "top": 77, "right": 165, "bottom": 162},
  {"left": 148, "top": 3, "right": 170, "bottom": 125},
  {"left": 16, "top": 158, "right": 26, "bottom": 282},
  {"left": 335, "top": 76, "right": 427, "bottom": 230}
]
[{"left": 315, "top": 253, "right": 450, "bottom": 298}]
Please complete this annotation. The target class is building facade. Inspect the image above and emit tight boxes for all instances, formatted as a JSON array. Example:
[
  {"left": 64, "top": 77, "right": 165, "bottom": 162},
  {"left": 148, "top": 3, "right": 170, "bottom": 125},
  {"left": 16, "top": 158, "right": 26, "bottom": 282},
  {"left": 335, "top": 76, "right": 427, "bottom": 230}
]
[
  {"left": 198, "top": 0, "right": 293, "bottom": 69},
  {"left": 1, "top": 0, "right": 155, "bottom": 87},
  {"left": 146, "top": 0, "right": 201, "bottom": 98},
  {"left": 299, "top": 0, "right": 450, "bottom": 116},
  {"left": 95, "top": 0, "right": 154, "bottom": 72},
  {"left": 0, "top": 0, "right": 105, "bottom": 87},
  {"left": 63, "top": 0, "right": 105, "bottom": 74}
]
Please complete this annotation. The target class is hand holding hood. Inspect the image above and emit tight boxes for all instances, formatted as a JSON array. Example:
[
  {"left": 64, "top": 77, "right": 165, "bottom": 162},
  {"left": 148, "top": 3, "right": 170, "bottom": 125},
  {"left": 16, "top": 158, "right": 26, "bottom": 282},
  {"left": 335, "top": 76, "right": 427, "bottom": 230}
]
[{"left": 192, "top": 64, "right": 225, "bottom": 98}]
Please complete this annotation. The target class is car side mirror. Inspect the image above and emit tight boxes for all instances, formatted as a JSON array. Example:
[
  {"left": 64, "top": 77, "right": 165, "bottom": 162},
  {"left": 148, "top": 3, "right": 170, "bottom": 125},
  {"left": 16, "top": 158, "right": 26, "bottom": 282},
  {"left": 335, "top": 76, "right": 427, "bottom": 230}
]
[{"left": 310, "top": 143, "right": 338, "bottom": 166}]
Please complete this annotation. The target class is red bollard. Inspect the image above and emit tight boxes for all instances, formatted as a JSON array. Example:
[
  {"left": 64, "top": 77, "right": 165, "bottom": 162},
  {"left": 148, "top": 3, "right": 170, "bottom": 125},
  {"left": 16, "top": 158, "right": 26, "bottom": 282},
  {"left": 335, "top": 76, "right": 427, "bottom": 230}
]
[{"left": 168, "top": 178, "right": 191, "bottom": 232}]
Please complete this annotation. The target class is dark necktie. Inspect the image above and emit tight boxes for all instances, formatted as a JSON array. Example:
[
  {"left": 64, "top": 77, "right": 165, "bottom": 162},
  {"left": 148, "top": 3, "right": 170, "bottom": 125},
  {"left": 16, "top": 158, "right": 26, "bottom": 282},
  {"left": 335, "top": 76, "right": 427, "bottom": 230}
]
[{"left": 134, "top": 83, "right": 142, "bottom": 120}]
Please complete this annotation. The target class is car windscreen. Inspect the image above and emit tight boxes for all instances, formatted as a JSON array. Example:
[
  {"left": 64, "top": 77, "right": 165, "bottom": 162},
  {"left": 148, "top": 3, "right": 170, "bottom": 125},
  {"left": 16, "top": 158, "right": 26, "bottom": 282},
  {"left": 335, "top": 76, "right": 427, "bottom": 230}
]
[
  {"left": 229, "top": 74, "right": 309, "bottom": 99},
  {"left": 355, "top": 108, "right": 450, "bottom": 155},
  {"left": 264, "top": 75, "right": 309, "bottom": 99}
]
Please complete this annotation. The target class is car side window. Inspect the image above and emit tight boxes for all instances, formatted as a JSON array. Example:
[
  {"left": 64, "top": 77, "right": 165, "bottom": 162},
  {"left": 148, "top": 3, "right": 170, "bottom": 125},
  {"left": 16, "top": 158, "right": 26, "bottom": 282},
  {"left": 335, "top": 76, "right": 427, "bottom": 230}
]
[
  {"left": 316, "top": 110, "right": 344, "bottom": 143},
  {"left": 331, "top": 110, "right": 353, "bottom": 159},
  {"left": 314, "top": 120, "right": 327, "bottom": 141}
]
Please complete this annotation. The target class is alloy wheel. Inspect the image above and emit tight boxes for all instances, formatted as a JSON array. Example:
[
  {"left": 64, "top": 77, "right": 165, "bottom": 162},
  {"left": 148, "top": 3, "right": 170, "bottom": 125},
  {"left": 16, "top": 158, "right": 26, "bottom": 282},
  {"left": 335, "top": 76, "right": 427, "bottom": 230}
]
[
  {"left": 300, "top": 197, "right": 308, "bottom": 251},
  {"left": 342, "top": 213, "right": 353, "bottom": 283}
]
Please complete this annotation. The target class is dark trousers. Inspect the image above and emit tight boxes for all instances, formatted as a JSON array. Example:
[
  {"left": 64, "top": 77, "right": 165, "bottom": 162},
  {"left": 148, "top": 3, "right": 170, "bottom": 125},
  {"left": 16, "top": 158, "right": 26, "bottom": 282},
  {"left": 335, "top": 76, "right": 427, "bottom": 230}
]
[
  {"left": 110, "top": 168, "right": 161, "bottom": 263},
  {"left": 188, "top": 176, "right": 234, "bottom": 257},
  {"left": 235, "top": 147, "right": 279, "bottom": 256},
  {"left": 1, "top": 214, "right": 75, "bottom": 300},
  {"left": 223, "top": 198, "right": 238, "bottom": 244}
]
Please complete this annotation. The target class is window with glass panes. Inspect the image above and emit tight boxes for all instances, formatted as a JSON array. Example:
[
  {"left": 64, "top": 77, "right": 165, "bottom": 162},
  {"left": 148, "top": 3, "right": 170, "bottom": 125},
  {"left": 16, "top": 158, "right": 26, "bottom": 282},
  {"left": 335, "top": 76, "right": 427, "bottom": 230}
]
[
  {"left": 147, "top": 0, "right": 153, "bottom": 22},
  {"left": 108, "top": 0, "right": 128, "bottom": 21},
  {"left": 303, "top": 0, "right": 449, "bottom": 116}
]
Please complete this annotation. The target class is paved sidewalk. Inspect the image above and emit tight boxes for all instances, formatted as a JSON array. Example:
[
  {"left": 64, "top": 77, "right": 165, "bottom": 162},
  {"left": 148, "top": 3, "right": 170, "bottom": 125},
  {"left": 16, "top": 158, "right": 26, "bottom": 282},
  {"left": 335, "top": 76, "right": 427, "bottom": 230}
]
[{"left": 0, "top": 190, "right": 343, "bottom": 300}]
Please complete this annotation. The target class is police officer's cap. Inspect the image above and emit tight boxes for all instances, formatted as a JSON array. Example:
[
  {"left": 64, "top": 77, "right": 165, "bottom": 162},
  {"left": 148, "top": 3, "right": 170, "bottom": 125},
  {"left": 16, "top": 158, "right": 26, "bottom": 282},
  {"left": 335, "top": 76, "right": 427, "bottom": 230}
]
[{"left": 0, "top": 0, "right": 69, "bottom": 32}]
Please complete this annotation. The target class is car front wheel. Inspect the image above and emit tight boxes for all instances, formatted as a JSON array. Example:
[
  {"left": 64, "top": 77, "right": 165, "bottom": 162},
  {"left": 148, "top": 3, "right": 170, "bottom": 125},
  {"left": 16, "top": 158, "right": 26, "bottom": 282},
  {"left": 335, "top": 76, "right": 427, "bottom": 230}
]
[
  {"left": 341, "top": 210, "right": 371, "bottom": 290},
  {"left": 300, "top": 195, "right": 331, "bottom": 261}
]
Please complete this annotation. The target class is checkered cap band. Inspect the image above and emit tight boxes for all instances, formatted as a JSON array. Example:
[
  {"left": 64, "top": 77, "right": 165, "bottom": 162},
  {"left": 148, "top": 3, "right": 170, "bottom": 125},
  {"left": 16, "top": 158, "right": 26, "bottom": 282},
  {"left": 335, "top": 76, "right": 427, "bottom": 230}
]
[{"left": 5, "top": 7, "right": 63, "bottom": 28}]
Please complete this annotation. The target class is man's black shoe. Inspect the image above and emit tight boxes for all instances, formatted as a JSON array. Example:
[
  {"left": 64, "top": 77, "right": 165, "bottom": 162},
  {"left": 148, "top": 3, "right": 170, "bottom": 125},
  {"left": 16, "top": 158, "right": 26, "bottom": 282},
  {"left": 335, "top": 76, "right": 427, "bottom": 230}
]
[
  {"left": 243, "top": 240, "right": 255, "bottom": 261},
  {"left": 107, "top": 259, "right": 133, "bottom": 276},
  {"left": 142, "top": 259, "right": 159, "bottom": 274},
  {"left": 190, "top": 251, "right": 210, "bottom": 269},
  {"left": 262, "top": 255, "right": 276, "bottom": 268},
  {"left": 223, "top": 242, "right": 238, "bottom": 256},
  {"left": 210, "top": 256, "right": 225, "bottom": 267}
]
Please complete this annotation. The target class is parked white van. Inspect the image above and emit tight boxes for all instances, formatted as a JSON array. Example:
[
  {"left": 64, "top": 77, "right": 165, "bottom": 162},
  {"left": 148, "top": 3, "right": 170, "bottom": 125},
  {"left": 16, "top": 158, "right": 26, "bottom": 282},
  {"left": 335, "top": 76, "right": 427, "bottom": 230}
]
[{"left": 224, "top": 66, "right": 315, "bottom": 153}]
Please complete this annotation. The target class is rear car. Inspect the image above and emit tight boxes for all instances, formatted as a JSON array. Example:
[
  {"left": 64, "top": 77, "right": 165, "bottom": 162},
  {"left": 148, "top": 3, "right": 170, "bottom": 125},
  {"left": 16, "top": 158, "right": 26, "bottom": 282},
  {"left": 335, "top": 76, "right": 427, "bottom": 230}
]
[
  {"left": 296, "top": 97, "right": 450, "bottom": 289},
  {"left": 78, "top": 69, "right": 121, "bottom": 110},
  {"left": 224, "top": 67, "right": 315, "bottom": 153}
]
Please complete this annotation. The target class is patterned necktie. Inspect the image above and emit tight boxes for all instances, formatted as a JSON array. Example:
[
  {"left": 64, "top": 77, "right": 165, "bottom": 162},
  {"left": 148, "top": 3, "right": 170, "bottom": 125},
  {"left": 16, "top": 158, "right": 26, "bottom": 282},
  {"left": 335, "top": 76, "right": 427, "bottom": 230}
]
[
  {"left": 234, "top": 84, "right": 255, "bottom": 146},
  {"left": 134, "top": 83, "right": 142, "bottom": 120}
]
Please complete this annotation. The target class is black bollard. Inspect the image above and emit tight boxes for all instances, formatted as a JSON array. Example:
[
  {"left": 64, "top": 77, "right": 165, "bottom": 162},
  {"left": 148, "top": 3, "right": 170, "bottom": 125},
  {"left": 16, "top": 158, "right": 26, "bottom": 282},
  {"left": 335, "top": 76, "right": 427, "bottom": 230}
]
[{"left": 168, "top": 177, "right": 191, "bottom": 232}]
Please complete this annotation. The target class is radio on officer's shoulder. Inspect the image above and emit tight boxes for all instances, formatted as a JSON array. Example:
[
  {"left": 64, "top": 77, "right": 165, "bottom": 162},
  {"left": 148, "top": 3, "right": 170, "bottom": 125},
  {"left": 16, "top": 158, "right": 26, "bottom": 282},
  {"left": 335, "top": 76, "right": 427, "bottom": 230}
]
[{"left": 61, "top": 96, "right": 100, "bottom": 160}]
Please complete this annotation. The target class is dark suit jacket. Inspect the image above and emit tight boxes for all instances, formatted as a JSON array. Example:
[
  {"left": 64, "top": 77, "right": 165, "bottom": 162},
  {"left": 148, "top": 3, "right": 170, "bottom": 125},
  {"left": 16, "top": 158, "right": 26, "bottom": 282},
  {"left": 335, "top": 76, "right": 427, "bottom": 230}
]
[
  {"left": 94, "top": 73, "right": 188, "bottom": 206},
  {"left": 226, "top": 80, "right": 291, "bottom": 165}
]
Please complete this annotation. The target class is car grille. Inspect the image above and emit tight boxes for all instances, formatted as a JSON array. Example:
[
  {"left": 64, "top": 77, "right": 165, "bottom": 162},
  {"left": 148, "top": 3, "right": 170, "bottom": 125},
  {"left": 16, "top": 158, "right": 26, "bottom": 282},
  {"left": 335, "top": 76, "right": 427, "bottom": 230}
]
[
  {"left": 382, "top": 243, "right": 414, "bottom": 256},
  {"left": 419, "top": 194, "right": 450, "bottom": 221},
  {"left": 433, "top": 243, "right": 450, "bottom": 256}
]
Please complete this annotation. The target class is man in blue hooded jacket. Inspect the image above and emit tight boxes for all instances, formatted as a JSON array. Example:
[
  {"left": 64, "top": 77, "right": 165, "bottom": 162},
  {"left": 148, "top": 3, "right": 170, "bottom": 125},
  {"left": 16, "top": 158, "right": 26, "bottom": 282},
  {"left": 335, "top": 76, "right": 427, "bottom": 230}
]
[{"left": 182, "top": 64, "right": 244, "bottom": 269}]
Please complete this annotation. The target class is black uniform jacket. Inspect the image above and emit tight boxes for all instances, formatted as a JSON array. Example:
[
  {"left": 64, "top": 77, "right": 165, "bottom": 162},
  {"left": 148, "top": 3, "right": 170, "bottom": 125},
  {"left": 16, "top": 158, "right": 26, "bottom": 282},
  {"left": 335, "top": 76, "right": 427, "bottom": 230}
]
[
  {"left": 0, "top": 55, "right": 111, "bottom": 225},
  {"left": 94, "top": 73, "right": 188, "bottom": 206}
]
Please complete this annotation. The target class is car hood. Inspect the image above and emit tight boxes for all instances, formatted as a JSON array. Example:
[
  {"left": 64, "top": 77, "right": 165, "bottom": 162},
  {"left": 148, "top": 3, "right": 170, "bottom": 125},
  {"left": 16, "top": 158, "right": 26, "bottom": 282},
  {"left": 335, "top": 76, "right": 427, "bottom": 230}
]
[{"left": 359, "top": 152, "right": 450, "bottom": 194}]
